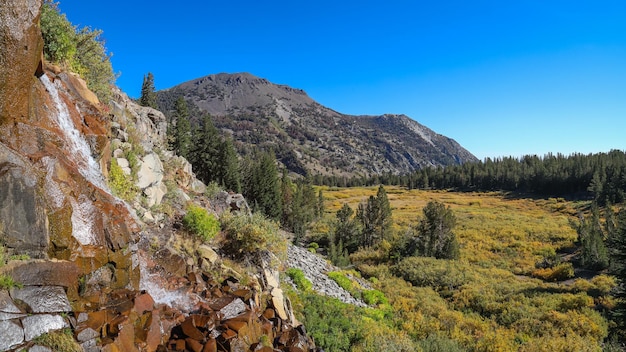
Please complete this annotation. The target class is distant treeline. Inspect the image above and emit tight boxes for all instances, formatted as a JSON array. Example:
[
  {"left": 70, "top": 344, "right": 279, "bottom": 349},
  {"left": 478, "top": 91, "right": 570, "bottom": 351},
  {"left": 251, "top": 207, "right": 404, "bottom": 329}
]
[{"left": 313, "top": 150, "right": 626, "bottom": 203}]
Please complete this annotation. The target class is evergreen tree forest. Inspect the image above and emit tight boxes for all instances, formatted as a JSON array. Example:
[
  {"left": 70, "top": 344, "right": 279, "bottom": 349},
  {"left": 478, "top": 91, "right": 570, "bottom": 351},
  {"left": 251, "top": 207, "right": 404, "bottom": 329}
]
[{"left": 314, "top": 150, "right": 626, "bottom": 203}]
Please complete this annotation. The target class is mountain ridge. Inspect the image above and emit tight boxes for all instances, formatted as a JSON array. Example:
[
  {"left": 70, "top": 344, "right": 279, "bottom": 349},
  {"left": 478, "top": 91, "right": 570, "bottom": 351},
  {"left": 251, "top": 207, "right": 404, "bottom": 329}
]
[{"left": 156, "top": 72, "right": 478, "bottom": 176}]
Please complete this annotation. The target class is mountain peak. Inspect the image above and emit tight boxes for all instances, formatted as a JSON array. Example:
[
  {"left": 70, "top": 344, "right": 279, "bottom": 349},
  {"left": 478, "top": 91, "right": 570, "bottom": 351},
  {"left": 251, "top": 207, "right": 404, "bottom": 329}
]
[{"left": 157, "top": 74, "right": 477, "bottom": 176}]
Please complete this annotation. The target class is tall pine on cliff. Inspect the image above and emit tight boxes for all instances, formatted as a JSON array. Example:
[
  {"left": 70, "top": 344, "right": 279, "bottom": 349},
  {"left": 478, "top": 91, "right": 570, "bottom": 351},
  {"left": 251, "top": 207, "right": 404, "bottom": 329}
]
[
  {"left": 172, "top": 97, "right": 192, "bottom": 159},
  {"left": 139, "top": 72, "right": 157, "bottom": 108}
]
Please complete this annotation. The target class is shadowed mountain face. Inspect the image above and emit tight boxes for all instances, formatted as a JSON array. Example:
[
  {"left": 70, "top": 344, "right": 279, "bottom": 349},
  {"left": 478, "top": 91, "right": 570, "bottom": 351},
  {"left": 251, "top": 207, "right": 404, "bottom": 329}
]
[{"left": 157, "top": 72, "right": 478, "bottom": 176}]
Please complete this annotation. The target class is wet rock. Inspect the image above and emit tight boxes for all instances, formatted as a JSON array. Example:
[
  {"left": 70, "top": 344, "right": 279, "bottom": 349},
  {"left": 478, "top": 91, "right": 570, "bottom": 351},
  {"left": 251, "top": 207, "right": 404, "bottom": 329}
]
[
  {"left": 0, "top": 320, "right": 24, "bottom": 350},
  {"left": 22, "top": 314, "right": 69, "bottom": 341},
  {"left": 218, "top": 298, "right": 247, "bottom": 321},
  {"left": 28, "top": 345, "right": 54, "bottom": 352},
  {"left": 11, "top": 286, "right": 71, "bottom": 313},
  {"left": 0, "top": 146, "right": 49, "bottom": 257},
  {"left": 58, "top": 72, "right": 99, "bottom": 107},
  {"left": 3, "top": 260, "right": 80, "bottom": 288}
]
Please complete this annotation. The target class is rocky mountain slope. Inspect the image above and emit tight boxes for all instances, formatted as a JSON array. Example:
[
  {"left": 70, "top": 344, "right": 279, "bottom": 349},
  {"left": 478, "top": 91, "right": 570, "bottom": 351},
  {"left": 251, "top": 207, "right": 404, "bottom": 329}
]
[{"left": 156, "top": 73, "right": 478, "bottom": 177}]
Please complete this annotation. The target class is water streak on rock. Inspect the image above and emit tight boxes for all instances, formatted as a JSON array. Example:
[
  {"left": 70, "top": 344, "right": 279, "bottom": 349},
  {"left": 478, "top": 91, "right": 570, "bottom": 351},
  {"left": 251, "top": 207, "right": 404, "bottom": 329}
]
[{"left": 40, "top": 74, "right": 108, "bottom": 191}]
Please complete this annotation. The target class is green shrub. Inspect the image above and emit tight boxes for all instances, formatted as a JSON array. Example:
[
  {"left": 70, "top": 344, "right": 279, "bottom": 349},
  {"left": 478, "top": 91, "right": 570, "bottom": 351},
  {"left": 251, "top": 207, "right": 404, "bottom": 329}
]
[
  {"left": 299, "top": 294, "right": 364, "bottom": 351},
  {"left": 362, "top": 289, "right": 388, "bottom": 306},
  {"left": 531, "top": 262, "right": 574, "bottom": 282},
  {"left": 34, "top": 329, "right": 82, "bottom": 352},
  {"left": 328, "top": 271, "right": 353, "bottom": 292},
  {"left": 108, "top": 158, "right": 137, "bottom": 202},
  {"left": 183, "top": 204, "right": 220, "bottom": 242},
  {"left": 221, "top": 213, "right": 286, "bottom": 257},
  {"left": 416, "top": 334, "right": 465, "bottom": 352},
  {"left": 286, "top": 268, "right": 312, "bottom": 292},
  {"left": 41, "top": 1, "right": 116, "bottom": 102}
]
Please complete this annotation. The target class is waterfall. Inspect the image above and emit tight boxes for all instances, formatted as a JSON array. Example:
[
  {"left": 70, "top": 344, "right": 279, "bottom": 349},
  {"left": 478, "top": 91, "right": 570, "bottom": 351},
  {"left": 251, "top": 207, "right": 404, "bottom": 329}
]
[
  {"left": 40, "top": 74, "right": 108, "bottom": 191},
  {"left": 138, "top": 249, "right": 197, "bottom": 310}
]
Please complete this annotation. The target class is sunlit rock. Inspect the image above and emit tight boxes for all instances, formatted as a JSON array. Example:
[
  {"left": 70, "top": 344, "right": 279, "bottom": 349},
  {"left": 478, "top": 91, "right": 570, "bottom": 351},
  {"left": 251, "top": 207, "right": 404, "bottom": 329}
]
[
  {"left": 22, "top": 314, "right": 69, "bottom": 341},
  {"left": 0, "top": 320, "right": 24, "bottom": 350}
]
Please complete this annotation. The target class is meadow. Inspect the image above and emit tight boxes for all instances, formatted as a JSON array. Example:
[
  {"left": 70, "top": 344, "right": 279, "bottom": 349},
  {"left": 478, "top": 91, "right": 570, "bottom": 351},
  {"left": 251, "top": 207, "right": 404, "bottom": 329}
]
[{"left": 296, "top": 186, "right": 615, "bottom": 352}]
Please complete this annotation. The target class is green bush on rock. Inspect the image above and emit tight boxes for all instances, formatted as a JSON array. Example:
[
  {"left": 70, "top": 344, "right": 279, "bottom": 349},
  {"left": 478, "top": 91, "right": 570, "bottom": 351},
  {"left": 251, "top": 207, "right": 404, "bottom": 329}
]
[{"left": 183, "top": 204, "right": 220, "bottom": 242}]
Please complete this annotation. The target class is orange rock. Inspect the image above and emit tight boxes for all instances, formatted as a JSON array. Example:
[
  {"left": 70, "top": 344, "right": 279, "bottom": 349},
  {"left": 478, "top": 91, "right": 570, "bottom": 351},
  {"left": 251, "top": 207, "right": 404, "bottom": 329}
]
[
  {"left": 225, "top": 319, "right": 247, "bottom": 332},
  {"left": 181, "top": 317, "right": 205, "bottom": 341},
  {"left": 145, "top": 310, "right": 162, "bottom": 352},
  {"left": 186, "top": 338, "right": 204, "bottom": 352},
  {"left": 202, "top": 338, "right": 217, "bottom": 352},
  {"left": 262, "top": 308, "right": 275, "bottom": 320},
  {"left": 233, "top": 289, "right": 252, "bottom": 300},
  {"left": 221, "top": 328, "right": 237, "bottom": 340},
  {"left": 175, "top": 339, "right": 186, "bottom": 351},
  {"left": 134, "top": 293, "right": 155, "bottom": 315}
]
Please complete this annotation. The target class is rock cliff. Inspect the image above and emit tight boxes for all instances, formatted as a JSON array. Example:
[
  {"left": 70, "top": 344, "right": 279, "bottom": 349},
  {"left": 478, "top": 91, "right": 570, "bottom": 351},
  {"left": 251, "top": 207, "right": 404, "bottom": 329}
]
[{"left": 0, "top": 2, "right": 317, "bottom": 351}]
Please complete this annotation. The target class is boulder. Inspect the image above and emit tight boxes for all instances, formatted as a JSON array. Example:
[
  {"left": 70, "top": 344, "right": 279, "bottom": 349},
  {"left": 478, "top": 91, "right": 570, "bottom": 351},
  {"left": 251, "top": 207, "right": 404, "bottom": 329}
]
[
  {"left": 10, "top": 286, "right": 72, "bottom": 313},
  {"left": 197, "top": 245, "right": 219, "bottom": 265},
  {"left": 0, "top": 320, "right": 24, "bottom": 351},
  {"left": 3, "top": 260, "right": 80, "bottom": 288},
  {"left": 116, "top": 157, "right": 131, "bottom": 176},
  {"left": 136, "top": 152, "right": 164, "bottom": 189},
  {"left": 144, "top": 182, "right": 168, "bottom": 207},
  {"left": 22, "top": 314, "right": 69, "bottom": 341}
]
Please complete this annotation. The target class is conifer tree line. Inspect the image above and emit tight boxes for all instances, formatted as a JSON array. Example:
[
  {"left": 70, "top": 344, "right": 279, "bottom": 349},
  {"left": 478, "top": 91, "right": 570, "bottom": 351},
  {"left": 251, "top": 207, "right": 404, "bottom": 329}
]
[{"left": 314, "top": 151, "right": 626, "bottom": 204}]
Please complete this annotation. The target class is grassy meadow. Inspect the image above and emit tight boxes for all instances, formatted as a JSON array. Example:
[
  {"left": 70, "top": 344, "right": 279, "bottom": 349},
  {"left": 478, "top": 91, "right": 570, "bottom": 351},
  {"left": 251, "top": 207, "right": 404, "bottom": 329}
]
[{"left": 297, "top": 186, "right": 615, "bottom": 352}]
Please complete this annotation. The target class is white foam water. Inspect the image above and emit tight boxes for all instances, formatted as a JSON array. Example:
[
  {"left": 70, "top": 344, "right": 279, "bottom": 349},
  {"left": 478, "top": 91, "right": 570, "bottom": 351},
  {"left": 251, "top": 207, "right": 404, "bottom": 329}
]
[
  {"left": 40, "top": 74, "right": 108, "bottom": 191},
  {"left": 138, "top": 249, "right": 197, "bottom": 310}
]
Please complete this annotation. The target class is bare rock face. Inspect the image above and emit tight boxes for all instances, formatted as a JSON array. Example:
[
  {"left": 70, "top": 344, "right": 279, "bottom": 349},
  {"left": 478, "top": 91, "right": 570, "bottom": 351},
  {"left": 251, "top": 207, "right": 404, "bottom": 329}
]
[{"left": 0, "top": 0, "right": 43, "bottom": 125}]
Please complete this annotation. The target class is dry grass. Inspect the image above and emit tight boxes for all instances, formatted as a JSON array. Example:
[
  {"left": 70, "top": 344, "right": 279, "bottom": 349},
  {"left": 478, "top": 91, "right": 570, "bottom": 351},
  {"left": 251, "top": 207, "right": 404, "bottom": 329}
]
[{"left": 320, "top": 186, "right": 579, "bottom": 275}]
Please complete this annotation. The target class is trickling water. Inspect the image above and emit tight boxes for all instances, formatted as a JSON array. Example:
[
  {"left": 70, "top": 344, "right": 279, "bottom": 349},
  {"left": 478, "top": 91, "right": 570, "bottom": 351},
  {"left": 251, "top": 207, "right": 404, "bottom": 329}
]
[
  {"left": 138, "top": 249, "right": 197, "bottom": 310},
  {"left": 40, "top": 74, "right": 108, "bottom": 191}
]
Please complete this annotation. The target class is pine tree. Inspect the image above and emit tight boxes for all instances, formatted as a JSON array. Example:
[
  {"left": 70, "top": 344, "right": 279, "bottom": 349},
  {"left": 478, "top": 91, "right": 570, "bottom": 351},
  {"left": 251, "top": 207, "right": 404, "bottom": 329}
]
[
  {"left": 245, "top": 151, "right": 282, "bottom": 220},
  {"left": 335, "top": 203, "right": 360, "bottom": 254},
  {"left": 172, "top": 97, "right": 192, "bottom": 159},
  {"left": 410, "top": 201, "right": 459, "bottom": 259},
  {"left": 375, "top": 185, "right": 392, "bottom": 241},
  {"left": 575, "top": 205, "right": 609, "bottom": 270},
  {"left": 316, "top": 190, "right": 325, "bottom": 219},
  {"left": 218, "top": 137, "right": 241, "bottom": 193},
  {"left": 609, "top": 209, "right": 626, "bottom": 340},
  {"left": 139, "top": 72, "right": 157, "bottom": 108},
  {"left": 190, "top": 114, "right": 220, "bottom": 185}
]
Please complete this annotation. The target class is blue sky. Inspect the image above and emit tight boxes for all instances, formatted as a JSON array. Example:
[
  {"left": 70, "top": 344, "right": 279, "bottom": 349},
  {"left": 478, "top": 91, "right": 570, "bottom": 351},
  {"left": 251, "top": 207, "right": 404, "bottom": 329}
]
[{"left": 60, "top": 1, "right": 626, "bottom": 160}]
